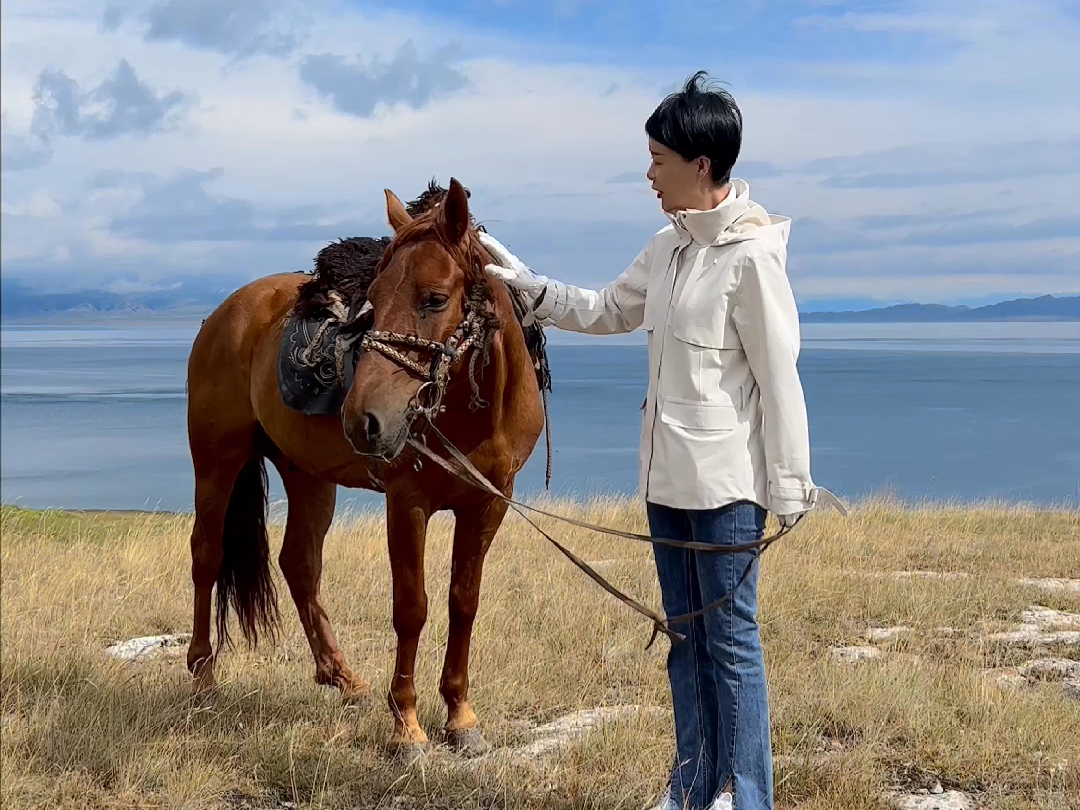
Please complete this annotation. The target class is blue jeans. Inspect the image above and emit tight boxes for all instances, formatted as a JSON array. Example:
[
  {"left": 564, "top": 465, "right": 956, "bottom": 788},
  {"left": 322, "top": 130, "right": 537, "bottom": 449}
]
[{"left": 647, "top": 500, "right": 773, "bottom": 810}]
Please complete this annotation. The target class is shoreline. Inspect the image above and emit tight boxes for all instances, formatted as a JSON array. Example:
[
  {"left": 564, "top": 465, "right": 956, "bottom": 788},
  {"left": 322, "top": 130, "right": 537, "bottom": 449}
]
[{"left": 3, "top": 496, "right": 1078, "bottom": 521}]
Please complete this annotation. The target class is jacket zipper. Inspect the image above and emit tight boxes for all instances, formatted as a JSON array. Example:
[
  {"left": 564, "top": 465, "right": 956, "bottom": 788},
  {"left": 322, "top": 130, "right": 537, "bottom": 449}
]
[{"left": 644, "top": 240, "right": 690, "bottom": 501}]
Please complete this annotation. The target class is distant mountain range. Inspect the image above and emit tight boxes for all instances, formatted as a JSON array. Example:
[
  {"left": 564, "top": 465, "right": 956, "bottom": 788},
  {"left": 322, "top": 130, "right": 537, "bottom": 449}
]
[
  {"left": 0, "top": 278, "right": 236, "bottom": 318},
  {"left": 2, "top": 278, "right": 1077, "bottom": 323},
  {"left": 799, "top": 294, "right": 1079, "bottom": 323}
]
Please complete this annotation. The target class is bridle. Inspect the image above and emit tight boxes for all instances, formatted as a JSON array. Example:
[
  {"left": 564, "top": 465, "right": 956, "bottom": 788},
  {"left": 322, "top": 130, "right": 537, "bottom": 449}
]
[{"left": 357, "top": 308, "right": 487, "bottom": 420}]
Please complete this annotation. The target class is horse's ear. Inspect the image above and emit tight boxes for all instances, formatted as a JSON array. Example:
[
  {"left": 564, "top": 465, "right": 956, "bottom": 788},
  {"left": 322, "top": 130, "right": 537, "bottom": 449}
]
[
  {"left": 385, "top": 189, "right": 412, "bottom": 233},
  {"left": 437, "top": 177, "right": 470, "bottom": 244}
]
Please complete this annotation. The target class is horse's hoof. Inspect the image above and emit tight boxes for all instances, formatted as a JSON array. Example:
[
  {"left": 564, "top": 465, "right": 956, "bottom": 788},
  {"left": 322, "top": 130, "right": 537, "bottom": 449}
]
[
  {"left": 340, "top": 684, "right": 375, "bottom": 708},
  {"left": 191, "top": 661, "right": 216, "bottom": 698},
  {"left": 446, "top": 727, "right": 490, "bottom": 757},
  {"left": 389, "top": 741, "right": 429, "bottom": 765},
  {"left": 191, "top": 680, "right": 218, "bottom": 707}
]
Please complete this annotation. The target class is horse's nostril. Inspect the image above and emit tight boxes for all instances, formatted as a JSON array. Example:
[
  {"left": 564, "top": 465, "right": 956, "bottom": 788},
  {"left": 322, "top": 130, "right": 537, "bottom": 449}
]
[{"left": 364, "top": 412, "right": 381, "bottom": 441}]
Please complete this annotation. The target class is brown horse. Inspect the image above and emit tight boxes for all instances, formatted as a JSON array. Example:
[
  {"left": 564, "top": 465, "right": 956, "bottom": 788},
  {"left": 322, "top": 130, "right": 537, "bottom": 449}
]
[{"left": 185, "top": 178, "right": 545, "bottom": 756}]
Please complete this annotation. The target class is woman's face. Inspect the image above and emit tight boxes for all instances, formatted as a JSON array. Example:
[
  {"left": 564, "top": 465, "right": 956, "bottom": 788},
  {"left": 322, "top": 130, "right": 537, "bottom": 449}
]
[{"left": 646, "top": 137, "right": 710, "bottom": 213}]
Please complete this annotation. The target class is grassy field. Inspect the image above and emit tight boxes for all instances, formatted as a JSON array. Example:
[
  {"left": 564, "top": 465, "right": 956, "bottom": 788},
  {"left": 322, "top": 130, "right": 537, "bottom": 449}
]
[{"left": 1, "top": 498, "right": 1078, "bottom": 809}]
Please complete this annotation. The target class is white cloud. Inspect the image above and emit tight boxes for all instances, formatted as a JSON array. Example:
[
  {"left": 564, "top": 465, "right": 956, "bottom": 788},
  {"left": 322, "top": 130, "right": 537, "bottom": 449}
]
[
  {"left": 0, "top": 0, "right": 1077, "bottom": 303},
  {"left": 299, "top": 40, "right": 469, "bottom": 117},
  {"left": 795, "top": 0, "right": 1079, "bottom": 108},
  {"left": 0, "top": 188, "right": 61, "bottom": 217},
  {"left": 139, "top": 0, "right": 307, "bottom": 59},
  {"left": 29, "top": 58, "right": 188, "bottom": 143}
]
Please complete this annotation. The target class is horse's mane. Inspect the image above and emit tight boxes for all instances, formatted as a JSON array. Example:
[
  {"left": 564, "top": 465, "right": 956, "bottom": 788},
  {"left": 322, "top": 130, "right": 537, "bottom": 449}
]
[
  {"left": 294, "top": 180, "right": 551, "bottom": 395},
  {"left": 294, "top": 236, "right": 391, "bottom": 320},
  {"left": 293, "top": 180, "right": 450, "bottom": 320}
]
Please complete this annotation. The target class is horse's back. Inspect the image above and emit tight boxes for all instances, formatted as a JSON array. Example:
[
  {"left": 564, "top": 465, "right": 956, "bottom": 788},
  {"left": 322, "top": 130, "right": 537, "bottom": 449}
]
[{"left": 187, "top": 274, "right": 306, "bottom": 442}]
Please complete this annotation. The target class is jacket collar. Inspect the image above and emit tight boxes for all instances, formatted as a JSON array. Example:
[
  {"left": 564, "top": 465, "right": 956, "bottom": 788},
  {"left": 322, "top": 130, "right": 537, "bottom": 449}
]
[{"left": 668, "top": 178, "right": 752, "bottom": 245}]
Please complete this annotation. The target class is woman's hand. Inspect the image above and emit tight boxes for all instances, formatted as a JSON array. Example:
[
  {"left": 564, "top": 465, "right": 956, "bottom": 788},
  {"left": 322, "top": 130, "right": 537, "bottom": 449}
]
[
  {"left": 477, "top": 232, "right": 551, "bottom": 301},
  {"left": 778, "top": 511, "right": 807, "bottom": 530}
]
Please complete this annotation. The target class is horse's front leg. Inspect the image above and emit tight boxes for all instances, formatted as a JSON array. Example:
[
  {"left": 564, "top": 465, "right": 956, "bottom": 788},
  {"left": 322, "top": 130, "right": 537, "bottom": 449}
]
[
  {"left": 386, "top": 490, "right": 432, "bottom": 760},
  {"left": 440, "top": 496, "right": 508, "bottom": 755}
]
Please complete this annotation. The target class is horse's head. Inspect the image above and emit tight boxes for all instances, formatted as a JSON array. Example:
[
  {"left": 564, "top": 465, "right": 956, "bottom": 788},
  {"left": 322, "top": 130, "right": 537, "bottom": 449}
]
[{"left": 341, "top": 177, "right": 494, "bottom": 459}]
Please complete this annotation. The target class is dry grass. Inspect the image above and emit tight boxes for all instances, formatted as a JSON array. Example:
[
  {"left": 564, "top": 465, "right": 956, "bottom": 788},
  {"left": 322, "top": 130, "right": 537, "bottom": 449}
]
[{"left": 1, "top": 497, "right": 1078, "bottom": 810}]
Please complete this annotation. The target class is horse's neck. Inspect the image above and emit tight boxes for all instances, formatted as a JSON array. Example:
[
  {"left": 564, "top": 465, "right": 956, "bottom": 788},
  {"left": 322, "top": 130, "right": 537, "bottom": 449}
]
[
  {"left": 447, "top": 292, "right": 537, "bottom": 447},
  {"left": 494, "top": 302, "right": 535, "bottom": 419}
]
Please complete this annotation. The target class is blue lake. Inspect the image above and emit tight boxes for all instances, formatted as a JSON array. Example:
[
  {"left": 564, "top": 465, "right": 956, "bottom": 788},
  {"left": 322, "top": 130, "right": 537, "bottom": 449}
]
[{"left": 2, "top": 320, "right": 1078, "bottom": 513}]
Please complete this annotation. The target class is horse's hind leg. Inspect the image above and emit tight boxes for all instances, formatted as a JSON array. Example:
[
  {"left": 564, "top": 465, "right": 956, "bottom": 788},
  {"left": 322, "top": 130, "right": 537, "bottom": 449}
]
[
  {"left": 274, "top": 461, "right": 373, "bottom": 702},
  {"left": 440, "top": 497, "right": 508, "bottom": 755},
  {"left": 187, "top": 441, "right": 250, "bottom": 695}
]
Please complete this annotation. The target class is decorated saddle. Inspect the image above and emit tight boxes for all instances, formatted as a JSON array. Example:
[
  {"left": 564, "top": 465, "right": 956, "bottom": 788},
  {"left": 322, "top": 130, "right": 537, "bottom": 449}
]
[{"left": 277, "top": 236, "right": 389, "bottom": 416}]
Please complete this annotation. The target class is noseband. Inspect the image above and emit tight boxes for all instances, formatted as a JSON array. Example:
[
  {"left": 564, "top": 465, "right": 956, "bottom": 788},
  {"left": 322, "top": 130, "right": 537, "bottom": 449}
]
[{"left": 358, "top": 309, "right": 487, "bottom": 420}]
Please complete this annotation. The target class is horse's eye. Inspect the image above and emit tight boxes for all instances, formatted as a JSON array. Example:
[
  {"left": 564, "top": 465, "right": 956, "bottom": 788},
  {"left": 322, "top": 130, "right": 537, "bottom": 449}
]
[{"left": 422, "top": 294, "right": 449, "bottom": 312}]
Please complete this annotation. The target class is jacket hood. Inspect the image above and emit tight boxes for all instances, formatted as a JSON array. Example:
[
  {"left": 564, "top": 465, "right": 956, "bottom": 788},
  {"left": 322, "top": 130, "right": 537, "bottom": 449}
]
[{"left": 668, "top": 178, "right": 791, "bottom": 249}]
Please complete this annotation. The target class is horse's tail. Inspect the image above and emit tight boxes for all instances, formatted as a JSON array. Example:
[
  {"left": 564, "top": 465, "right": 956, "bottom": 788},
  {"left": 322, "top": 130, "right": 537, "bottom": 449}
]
[{"left": 216, "top": 443, "right": 279, "bottom": 650}]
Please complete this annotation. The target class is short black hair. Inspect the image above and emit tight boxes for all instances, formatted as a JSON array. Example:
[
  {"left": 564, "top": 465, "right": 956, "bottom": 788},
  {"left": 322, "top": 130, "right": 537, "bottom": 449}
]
[{"left": 645, "top": 71, "right": 742, "bottom": 186}]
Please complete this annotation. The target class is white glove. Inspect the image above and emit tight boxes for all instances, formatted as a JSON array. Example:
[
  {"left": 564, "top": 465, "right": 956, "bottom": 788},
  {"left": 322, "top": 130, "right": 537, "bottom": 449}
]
[
  {"left": 477, "top": 232, "right": 551, "bottom": 301},
  {"left": 779, "top": 511, "right": 807, "bottom": 530},
  {"left": 775, "top": 487, "right": 847, "bottom": 530}
]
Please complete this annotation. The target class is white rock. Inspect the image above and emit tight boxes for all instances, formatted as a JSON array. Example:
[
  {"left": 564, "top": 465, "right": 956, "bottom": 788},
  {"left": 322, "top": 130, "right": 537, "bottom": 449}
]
[
  {"left": 893, "top": 789, "right": 972, "bottom": 810},
  {"left": 831, "top": 645, "right": 883, "bottom": 663},
  {"left": 983, "top": 606, "right": 1080, "bottom": 647},
  {"left": 985, "top": 628, "right": 1080, "bottom": 646},
  {"left": 1019, "top": 658, "right": 1080, "bottom": 700},
  {"left": 482, "top": 705, "right": 669, "bottom": 763},
  {"left": 985, "top": 669, "right": 1027, "bottom": 689},
  {"left": 1018, "top": 658, "right": 1080, "bottom": 681},
  {"left": 1015, "top": 577, "right": 1080, "bottom": 593},
  {"left": 983, "top": 658, "right": 1080, "bottom": 702},
  {"left": 867, "top": 626, "right": 912, "bottom": 643},
  {"left": 520, "top": 705, "right": 666, "bottom": 759},
  {"left": 1022, "top": 606, "right": 1080, "bottom": 629},
  {"left": 889, "top": 571, "right": 971, "bottom": 582},
  {"left": 105, "top": 634, "right": 191, "bottom": 661}
]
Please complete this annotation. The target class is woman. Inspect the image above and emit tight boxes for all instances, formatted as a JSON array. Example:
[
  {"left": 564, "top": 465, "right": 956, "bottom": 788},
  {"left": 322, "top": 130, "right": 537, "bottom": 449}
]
[{"left": 479, "top": 72, "right": 843, "bottom": 810}]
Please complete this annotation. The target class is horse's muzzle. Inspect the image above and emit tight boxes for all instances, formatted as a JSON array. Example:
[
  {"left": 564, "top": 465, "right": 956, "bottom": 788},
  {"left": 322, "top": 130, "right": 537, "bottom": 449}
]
[{"left": 343, "top": 407, "right": 410, "bottom": 459}]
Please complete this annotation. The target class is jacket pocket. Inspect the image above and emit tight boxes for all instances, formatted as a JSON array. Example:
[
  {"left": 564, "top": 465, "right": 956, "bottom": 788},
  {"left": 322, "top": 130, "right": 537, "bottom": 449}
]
[
  {"left": 671, "top": 313, "right": 740, "bottom": 350},
  {"left": 659, "top": 398, "right": 738, "bottom": 431}
]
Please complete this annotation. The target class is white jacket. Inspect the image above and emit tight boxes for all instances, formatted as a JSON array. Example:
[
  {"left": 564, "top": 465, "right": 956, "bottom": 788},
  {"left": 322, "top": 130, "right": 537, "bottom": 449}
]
[{"left": 533, "top": 179, "right": 831, "bottom": 515}]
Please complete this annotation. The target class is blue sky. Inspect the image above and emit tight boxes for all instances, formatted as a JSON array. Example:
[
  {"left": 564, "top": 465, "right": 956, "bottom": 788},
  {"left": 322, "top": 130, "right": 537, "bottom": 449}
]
[{"left": 2, "top": 0, "right": 1077, "bottom": 309}]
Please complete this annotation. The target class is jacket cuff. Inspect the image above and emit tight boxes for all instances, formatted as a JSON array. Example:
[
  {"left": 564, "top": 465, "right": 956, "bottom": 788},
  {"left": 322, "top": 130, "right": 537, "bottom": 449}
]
[
  {"left": 531, "top": 281, "right": 560, "bottom": 322},
  {"left": 767, "top": 480, "right": 817, "bottom": 516},
  {"left": 768, "top": 483, "right": 850, "bottom": 518}
]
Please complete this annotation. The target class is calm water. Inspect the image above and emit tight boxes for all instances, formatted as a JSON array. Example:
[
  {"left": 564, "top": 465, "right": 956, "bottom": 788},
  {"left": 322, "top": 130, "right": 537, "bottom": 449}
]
[{"left": 2, "top": 320, "right": 1078, "bottom": 512}]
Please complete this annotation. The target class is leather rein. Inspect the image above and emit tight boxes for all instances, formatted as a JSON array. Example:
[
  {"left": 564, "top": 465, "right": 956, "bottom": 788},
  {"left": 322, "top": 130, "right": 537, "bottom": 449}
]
[{"left": 356, "top": 303, "right": 793, "bottom": 649}]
